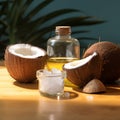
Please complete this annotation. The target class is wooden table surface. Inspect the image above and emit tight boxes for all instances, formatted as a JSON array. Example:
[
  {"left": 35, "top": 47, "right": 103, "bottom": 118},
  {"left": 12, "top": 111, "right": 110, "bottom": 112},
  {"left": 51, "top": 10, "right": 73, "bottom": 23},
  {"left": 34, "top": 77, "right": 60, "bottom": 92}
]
[{"left": 0, "top": 66, "right": 120, "bottom": 120}]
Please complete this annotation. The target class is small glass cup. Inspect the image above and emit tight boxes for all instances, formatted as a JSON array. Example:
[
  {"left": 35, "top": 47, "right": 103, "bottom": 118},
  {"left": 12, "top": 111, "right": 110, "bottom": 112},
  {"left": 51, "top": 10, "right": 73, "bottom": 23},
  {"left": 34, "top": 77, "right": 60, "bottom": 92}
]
[{"left": 36, "top": 69, "right": 66, "bottom": 98}]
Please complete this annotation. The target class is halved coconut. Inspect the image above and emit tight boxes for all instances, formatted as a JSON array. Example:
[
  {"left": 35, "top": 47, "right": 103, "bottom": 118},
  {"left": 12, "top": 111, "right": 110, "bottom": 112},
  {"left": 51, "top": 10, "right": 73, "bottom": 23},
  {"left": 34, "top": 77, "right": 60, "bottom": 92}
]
[
  {"left": 83, "top": 41, "right": 120, "bottom": 84},
  {"left": 5, "top": 44, "right": 48, "bottom": 83},
  {"left": 63, "top": 52, "right": 102, "bottom": 87}
]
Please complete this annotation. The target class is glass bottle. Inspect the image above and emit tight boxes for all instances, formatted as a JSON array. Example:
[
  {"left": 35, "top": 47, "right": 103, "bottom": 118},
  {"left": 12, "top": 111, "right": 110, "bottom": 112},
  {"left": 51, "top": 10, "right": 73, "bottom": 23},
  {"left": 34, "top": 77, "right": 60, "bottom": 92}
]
[{"left": 46, "top": 26, "right": 80, "bottom": 86}]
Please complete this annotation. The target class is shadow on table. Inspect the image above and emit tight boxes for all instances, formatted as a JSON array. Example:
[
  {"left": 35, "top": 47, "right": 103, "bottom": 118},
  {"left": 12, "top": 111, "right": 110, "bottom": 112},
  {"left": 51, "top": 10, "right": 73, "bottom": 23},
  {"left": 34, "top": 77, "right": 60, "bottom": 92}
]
[
  {"left": 73, "top": 81, "right": 120, "bottom": 96},
  {"left": 13, "top": 80, "right": 38, "bottom": 89},
  {"left": 104, "top": 87, "right": 120, "bottom": 96},
  {"left": 104, "top": 80, "right": 120, "bottom": 95}
]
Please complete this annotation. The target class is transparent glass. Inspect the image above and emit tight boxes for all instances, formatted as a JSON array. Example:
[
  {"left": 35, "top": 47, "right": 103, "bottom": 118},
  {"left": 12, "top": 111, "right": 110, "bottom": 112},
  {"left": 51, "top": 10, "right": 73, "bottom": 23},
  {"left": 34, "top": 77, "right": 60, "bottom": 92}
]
[
  {"left": 36, "top": 69, "right": 78, "bottom": 100},
  {"left": 47, "top": 34, "right": 80, "bottom": 58},
  {"left": 46, "top": 27, "right": 80, "bottom": 87},
  {"left": 36, "top": 69, "right": 66, "bottom": 98}
]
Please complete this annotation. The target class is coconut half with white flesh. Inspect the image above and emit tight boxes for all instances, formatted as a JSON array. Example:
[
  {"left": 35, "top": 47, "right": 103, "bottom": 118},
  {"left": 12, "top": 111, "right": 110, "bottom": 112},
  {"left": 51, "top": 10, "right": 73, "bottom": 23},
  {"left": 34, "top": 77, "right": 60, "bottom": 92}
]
[
  {"left": 63, "top": 52, "right": 102, "bottom": 87},
  {"left": 5, "top": 44, "right": 48, "bottom": 83}
]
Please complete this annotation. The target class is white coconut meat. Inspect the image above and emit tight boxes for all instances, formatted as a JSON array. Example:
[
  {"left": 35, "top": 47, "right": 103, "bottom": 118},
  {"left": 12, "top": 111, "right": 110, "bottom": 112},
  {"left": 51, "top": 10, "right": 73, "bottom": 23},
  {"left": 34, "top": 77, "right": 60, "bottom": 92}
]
[
  {"left": 64, "top": 52, "right": 97, "bottom": 69},
  {"left": 8, "top": 44, "right": 46, "bottom": 59}
]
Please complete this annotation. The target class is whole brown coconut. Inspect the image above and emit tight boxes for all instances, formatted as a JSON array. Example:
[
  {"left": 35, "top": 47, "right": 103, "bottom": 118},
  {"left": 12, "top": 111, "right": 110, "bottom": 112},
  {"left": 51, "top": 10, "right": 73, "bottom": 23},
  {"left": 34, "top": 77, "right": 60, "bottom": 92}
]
[
  {"left": 83, "top": 41, "right": 120, "bottom": 84},
  {"left": 5, "top": 44, "right": 48, "bottom": 83}
]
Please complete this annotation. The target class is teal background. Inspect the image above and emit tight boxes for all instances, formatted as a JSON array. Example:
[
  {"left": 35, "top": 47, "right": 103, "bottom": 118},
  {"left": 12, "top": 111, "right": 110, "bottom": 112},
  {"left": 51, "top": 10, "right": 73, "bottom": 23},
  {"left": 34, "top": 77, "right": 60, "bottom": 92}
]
[{"left": 33, "top": 0, "right": 120, "bottom": 44}]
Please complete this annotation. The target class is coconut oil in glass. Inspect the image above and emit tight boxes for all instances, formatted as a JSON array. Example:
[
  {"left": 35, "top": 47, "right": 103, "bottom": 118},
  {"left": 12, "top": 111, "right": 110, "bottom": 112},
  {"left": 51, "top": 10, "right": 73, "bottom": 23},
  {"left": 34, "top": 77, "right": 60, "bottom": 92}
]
[{"left": 47, "top": 26, "right": 80, "bottom": 87}]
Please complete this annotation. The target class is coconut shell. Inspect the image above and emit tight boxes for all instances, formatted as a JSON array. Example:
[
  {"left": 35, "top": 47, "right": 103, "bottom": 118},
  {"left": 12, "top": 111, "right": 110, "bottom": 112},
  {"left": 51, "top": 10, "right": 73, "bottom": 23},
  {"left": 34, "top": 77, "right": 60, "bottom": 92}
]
[
  {"left": 82, "top": 79, "right": 106, "bottom": 94},
  {"left": 83, "top": 41, "right": 120, "bottom": 84},
  {"left": 63, "top": 52, "right": 102, "bottom": 88},
  {"left": 5, "top": 45, "right": 48, "bottom": 83}
]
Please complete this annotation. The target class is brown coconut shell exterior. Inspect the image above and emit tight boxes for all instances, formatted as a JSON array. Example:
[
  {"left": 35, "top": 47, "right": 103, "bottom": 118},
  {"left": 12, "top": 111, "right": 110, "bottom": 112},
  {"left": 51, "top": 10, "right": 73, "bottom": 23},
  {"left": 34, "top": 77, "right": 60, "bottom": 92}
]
[
  {"left": 82, "top": 79, "right": 106, "bottom": 94},
  {"left": 63, "top": 53, "right": 102, "bottom": 88},
  {"left": 83, "top": 41, "right": 120, "bottom": 84},
  {"left": 5, "top": 45, "right": 48, "bottom": 83}
]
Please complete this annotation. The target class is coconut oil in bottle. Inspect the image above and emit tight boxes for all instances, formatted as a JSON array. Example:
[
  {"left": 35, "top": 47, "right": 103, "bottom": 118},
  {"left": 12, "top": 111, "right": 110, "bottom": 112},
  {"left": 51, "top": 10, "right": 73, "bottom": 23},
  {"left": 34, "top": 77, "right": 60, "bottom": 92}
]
[{"left": 47, "top": 26, "right": 80, "bottom": 87}]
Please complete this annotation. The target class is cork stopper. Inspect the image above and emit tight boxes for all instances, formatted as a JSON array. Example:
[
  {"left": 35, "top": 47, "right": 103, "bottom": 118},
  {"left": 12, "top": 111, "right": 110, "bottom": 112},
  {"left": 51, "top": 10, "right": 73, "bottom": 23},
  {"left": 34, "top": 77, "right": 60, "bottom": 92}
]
[{"left": 55, "top": 26, "right": 71, "bottom": 35}]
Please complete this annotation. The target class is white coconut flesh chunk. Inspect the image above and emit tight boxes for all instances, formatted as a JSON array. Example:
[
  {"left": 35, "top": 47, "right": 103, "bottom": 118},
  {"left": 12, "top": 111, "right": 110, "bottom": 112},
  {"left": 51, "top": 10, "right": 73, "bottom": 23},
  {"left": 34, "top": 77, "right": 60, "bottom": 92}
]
[
  {"left": 9, "top": 44, "right": 46, "bottom": 59},
  {"left": 64, "top": 52, "right": 97, "bottom": 69}
]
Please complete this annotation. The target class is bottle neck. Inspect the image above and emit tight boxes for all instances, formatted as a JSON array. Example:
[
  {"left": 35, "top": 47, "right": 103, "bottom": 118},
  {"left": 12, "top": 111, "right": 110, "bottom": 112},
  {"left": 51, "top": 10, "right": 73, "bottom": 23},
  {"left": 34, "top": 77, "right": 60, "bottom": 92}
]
[{"left": 55, "top": 33, "right": 71, "bottom": 39}]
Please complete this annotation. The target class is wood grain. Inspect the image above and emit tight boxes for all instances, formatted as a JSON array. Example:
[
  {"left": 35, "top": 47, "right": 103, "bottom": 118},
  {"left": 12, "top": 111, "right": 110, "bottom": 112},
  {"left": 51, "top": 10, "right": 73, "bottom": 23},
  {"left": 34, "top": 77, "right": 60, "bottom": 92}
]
[{"left": 0, "top": 66, "right": 120, "bottom": 120}]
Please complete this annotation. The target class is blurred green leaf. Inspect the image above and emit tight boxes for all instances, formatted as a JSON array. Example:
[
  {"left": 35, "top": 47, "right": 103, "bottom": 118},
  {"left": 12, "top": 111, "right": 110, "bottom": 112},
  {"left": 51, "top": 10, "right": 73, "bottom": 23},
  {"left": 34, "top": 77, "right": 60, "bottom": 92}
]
[{"left": 0, "top": 0, "right": 105, "bottom": 59}]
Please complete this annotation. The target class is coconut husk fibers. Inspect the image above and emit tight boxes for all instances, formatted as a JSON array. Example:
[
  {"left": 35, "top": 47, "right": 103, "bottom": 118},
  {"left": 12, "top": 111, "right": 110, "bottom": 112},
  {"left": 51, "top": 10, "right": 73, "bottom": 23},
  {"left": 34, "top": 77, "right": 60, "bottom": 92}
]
[
  {"left": 83, "top": 41, "right": 120, "bottom": 84},
  {"left": 5, "top": 46, "right": 48, "bottom": 83}
]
